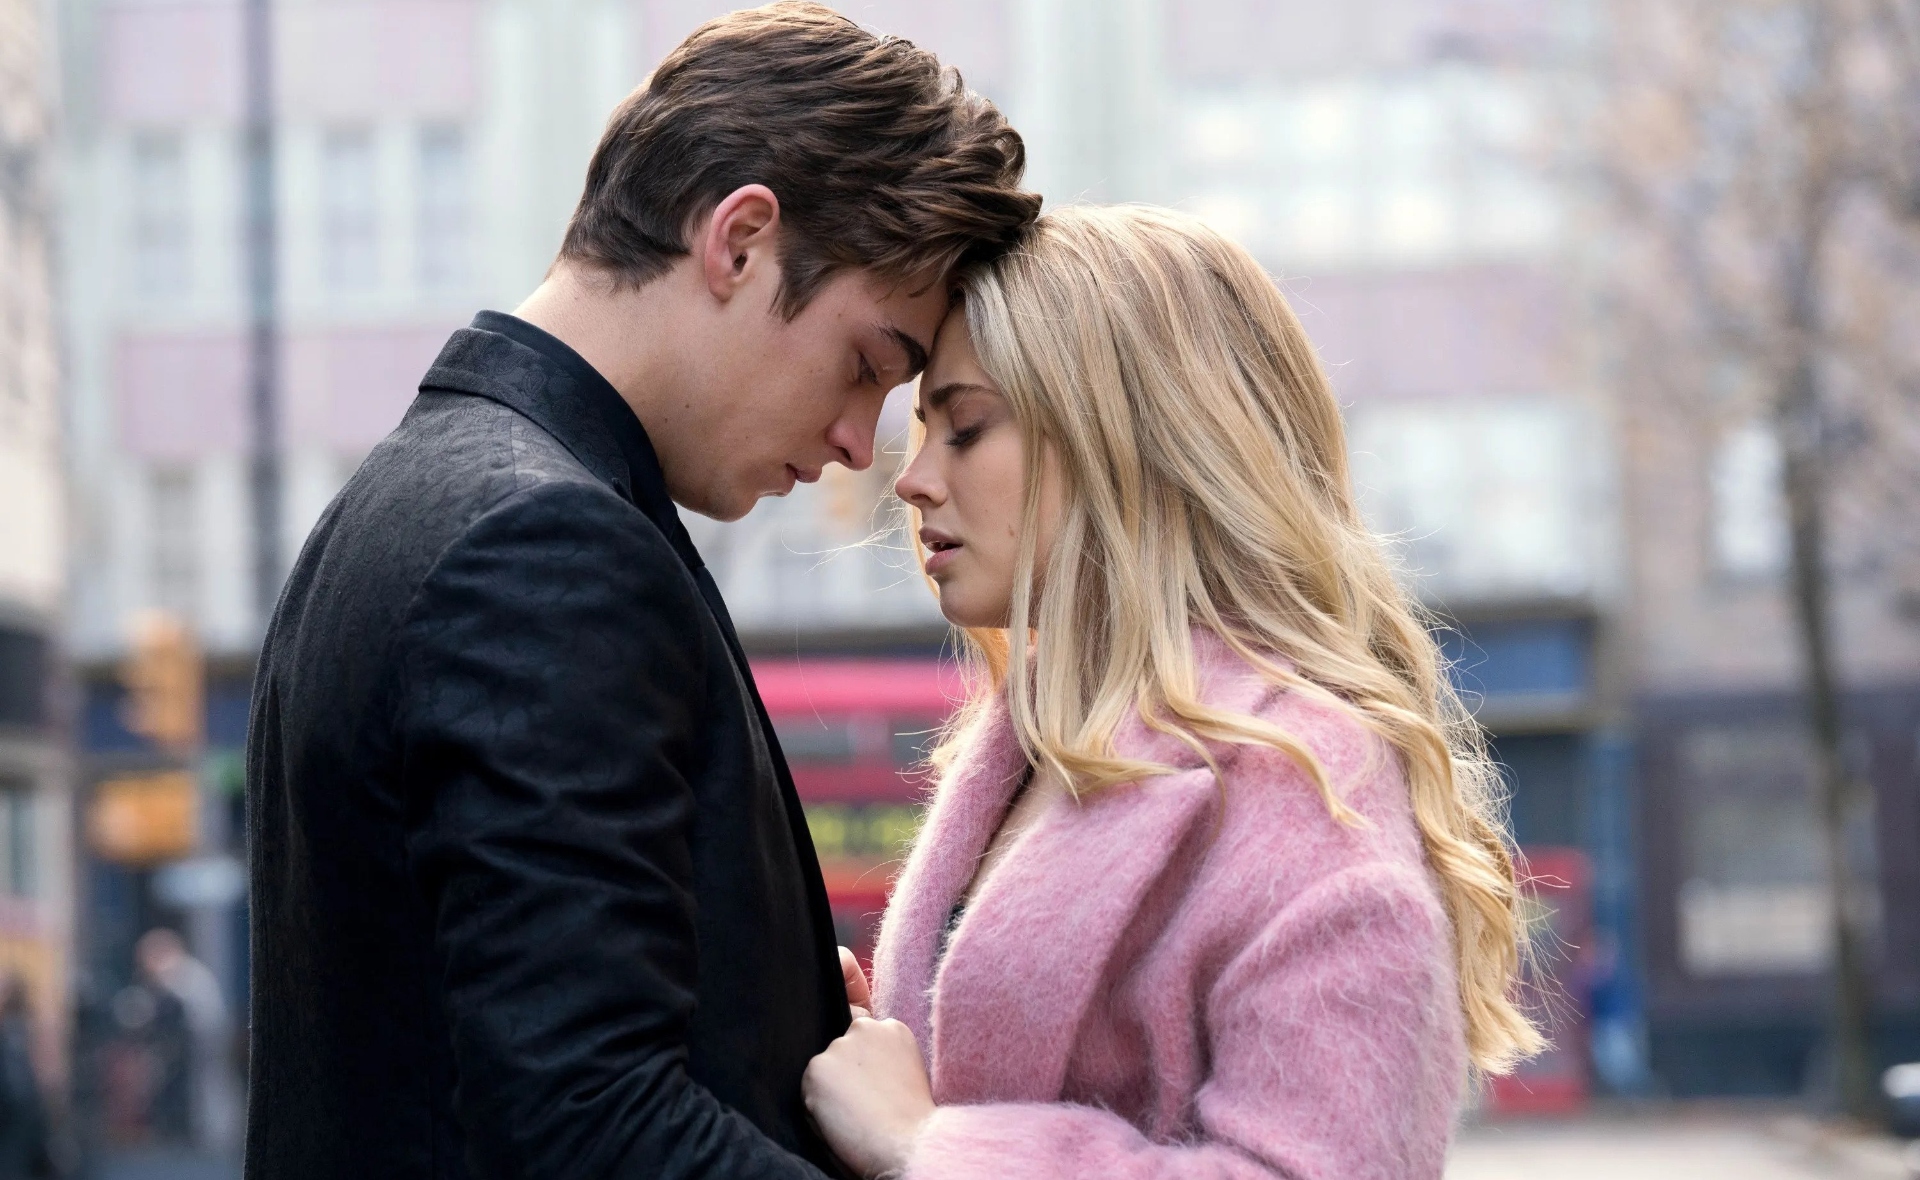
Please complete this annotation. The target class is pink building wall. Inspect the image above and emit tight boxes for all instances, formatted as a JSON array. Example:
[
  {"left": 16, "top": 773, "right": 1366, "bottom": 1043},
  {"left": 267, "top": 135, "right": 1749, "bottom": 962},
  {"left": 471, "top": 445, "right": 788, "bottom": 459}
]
[
  {"left": 118, "top": 326, "right": 455, "bottom": 460},
  {"left": 1289, "top": 266, "right": 1569, "bottom": 404},
  {"left": 101, "top": 0, "right": 479, "bottom": 125}
]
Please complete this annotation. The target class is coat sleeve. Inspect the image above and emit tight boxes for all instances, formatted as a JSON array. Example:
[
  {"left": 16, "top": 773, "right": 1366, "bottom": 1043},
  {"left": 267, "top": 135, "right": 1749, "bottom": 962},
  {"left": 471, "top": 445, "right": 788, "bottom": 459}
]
[
  {"left": 394, "top": 481, "right": 832, "bottom": 1180},
  {"left": 903, "top": 863, "right": 1466, "bottom": 1180}
]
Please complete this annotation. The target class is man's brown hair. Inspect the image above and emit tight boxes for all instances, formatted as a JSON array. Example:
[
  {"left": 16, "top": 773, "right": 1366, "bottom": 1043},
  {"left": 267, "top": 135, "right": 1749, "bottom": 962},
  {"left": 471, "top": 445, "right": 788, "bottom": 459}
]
[{"left": 558, "top": 2, "right": 1040, "bottom": 317}]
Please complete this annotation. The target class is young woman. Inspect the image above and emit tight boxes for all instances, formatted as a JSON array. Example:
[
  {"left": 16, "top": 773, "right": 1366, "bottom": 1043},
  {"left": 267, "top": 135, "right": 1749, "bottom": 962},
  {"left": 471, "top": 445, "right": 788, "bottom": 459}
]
[{"left": 801, "top": 205, "right": 1543, "bottom": 1180}]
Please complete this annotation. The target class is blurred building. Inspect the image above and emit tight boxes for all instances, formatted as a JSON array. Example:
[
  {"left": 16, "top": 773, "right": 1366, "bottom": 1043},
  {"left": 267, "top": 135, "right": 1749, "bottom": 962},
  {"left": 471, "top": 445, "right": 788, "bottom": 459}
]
[
  {"left": 1619, "top": 304, "right": 1920, "bottom": 1091},
  {"left": 54, "top": 0, "right": 657, "bottom": 1085},
  {"left": 0, "top": 0, "right": 78, "bottom": 1085},
  {"left": 50, "top": 0, "right": 1920, "bottom": 1110}
]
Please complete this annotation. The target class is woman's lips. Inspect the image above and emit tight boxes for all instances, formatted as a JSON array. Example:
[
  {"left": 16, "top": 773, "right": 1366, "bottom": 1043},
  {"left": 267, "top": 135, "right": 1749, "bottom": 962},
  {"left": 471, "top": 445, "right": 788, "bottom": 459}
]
[{"left": 921, "top": 529, "right": 962, "bottom": 574}]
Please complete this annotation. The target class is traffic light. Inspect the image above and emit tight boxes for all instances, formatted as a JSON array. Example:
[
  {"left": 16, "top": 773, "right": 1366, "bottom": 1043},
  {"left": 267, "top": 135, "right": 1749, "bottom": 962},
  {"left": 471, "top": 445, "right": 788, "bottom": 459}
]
[{"left": 121, "top": 610, "right": 203, "bottom": 754}]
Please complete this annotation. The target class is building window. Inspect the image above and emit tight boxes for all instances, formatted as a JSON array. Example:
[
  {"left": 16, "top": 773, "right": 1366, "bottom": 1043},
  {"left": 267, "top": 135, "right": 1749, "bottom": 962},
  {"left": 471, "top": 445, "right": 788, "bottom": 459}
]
[
  {"left": 322, "top": 127, "right": 379, "bottom": 292},
  {"left": 149, "top": 465, "right": 200, "bottom": 621},
  {"left": 1675, "top": 724, "right": 1838, "bottom": 976},
  {"left": 0, "top": 781, "right": 33, "bottom": 898},
  {"left": 0, "top": 628, "right": 47, "bottom": 731},
  {"left": 1709, "top": 420, "right": 1789, "bottom": 578},
  {"left": 131, "top": 132, "right": 190, "bottom": 297},
  {"left": 417, "top": 125, "right": 469, "bottom": 290}
]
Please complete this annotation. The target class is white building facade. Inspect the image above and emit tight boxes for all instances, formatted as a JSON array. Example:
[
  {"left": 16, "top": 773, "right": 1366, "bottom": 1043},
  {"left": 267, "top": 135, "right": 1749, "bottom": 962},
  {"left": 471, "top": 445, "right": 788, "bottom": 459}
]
[{"left": 1, "top": 0, "right": 77, "bottom": 1085}]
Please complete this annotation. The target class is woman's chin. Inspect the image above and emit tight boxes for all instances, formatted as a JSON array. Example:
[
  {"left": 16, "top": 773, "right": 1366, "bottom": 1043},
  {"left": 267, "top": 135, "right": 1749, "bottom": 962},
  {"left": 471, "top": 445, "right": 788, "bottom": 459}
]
[
  {"left": 936, "top": 592, "right": 1013, "bottom": 631},
  {"left": 938, "top": 604, "right": 984, "bottom": 629}
]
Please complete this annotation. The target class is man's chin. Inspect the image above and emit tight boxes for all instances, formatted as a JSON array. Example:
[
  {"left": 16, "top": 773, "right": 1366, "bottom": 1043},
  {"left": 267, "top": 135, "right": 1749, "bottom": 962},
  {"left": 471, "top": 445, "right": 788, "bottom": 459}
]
[
  {"left": 670, "top": 482, "right": 756, "bottom": 523},
  {"left": 685, "top": 499, "right": 756, "bottom": 524}
]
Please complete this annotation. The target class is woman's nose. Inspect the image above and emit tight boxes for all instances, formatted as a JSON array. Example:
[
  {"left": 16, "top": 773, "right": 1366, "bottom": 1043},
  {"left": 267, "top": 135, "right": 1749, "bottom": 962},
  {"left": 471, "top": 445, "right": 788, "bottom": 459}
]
[{"left": 894, "top": 455, "right": 943, "bottom": 508}]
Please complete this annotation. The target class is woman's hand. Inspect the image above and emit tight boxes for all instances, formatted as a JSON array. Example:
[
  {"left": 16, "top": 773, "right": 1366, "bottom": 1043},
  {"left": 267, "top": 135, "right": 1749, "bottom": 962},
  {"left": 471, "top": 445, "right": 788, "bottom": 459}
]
[
  {"left": 840, "top": 946, "right": 872, "bottom": 1017},
  {"left": 802, "top": 1016, "right": 935, "bottom": 1179}
]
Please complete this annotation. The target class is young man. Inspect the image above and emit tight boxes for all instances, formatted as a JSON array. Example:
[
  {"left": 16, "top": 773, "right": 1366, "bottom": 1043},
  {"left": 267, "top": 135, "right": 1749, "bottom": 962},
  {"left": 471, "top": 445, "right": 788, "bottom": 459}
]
[{"left": 243, "top": 6, "right": 1039, "bottom": 1178}]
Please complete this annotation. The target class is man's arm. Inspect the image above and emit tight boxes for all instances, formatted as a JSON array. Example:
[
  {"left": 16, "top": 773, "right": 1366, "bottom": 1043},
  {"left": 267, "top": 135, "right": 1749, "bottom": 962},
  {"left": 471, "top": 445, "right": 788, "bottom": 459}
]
[{"left": 394, "top": 479, "right": 832, "bottom": 1180}]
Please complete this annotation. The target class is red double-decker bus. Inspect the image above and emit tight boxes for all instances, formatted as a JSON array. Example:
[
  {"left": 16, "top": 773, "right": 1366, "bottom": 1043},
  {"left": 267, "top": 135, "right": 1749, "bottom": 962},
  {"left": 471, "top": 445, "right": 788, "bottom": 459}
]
[{"left": 750, "top": 657, "right": 967, "bottom": 966}]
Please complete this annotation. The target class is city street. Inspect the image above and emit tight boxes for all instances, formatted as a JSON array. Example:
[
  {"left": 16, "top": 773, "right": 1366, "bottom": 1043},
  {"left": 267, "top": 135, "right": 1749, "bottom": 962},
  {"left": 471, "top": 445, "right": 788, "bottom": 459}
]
[
  {"left": 83, "top": 1109, "right": 1920, "bottom": 1180},
  {"left": 96, "top": 1152, "right": 236, "bottom": 1180},
  {"left": 6, "top": 0, "right": 1919, "bottom": 1172},
  {"left": 1450, "top": 1111, "right": 1918, "bottom": 1180}
]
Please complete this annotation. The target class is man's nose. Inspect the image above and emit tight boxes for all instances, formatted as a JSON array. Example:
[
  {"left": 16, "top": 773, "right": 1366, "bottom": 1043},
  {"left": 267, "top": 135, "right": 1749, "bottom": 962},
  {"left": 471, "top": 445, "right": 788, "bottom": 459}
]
[{"left": 827, "top": 409, "right": 878, "bottom": 471}]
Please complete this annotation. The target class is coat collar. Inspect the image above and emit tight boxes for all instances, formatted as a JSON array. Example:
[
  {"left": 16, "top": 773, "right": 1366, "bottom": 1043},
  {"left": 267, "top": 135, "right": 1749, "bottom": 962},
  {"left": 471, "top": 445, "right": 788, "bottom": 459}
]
[
  {"left": 420, "top": 312, "right": 707, "bottom": 574},
  {"left": 874, "top": 632, "right": 1280, "bottom": 1103}
]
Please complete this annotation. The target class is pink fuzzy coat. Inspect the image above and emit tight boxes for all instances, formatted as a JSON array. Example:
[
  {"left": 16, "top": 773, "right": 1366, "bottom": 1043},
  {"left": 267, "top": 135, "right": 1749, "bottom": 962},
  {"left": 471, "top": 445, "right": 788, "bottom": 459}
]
[{"left": 870, "top": 635, "right": 1467, "bottom": 1180}]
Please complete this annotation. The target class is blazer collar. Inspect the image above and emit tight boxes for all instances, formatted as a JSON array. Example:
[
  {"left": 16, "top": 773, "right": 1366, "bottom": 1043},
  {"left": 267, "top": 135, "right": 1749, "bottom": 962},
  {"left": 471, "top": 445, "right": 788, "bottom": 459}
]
[
  {"left": 420, "top": 312, "right": 706, "bottom": 573},
  {"left": 875, "top": 632, "right": 1280, "bottom": 1103}
]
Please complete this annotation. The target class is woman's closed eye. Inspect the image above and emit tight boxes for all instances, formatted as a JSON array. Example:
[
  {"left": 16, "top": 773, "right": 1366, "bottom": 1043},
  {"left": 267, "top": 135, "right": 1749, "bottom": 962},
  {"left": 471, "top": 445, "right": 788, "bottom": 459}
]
[{"left": 945, "top": 422, "right": 986, "bottom": 448}]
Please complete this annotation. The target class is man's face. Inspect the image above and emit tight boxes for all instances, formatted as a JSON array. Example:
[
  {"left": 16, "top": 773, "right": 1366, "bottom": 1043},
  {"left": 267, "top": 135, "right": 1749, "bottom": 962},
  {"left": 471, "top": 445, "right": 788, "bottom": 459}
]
[{"left": 664, "top": 265, "right": 948, "bottom": 521}]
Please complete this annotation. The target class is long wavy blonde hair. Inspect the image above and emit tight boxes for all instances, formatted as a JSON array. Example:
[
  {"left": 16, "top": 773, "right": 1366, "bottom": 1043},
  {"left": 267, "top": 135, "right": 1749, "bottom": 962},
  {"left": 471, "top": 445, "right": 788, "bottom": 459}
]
[{"left": 915, "top": 204, "right": 1543, "bottom": 1073}]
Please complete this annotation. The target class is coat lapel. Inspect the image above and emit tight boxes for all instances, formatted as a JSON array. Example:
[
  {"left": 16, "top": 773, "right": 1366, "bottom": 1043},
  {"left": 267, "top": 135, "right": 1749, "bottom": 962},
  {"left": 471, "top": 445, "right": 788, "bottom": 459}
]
[
  {"left": 871, "top": 704, "right": 1028, "bottom": 1046},
  {"left": 928, "top": 767, "right": 1217, "bottom": 1103},
  {"left": 874, "top": 631, "right": 1286, "bottom": 1104}
]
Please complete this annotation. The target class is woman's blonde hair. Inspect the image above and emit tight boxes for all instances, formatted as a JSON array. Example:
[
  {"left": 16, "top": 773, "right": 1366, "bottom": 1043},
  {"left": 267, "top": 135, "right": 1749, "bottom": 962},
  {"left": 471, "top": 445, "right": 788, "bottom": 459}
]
[{"left": 918, "top": 204, "right": 1543, "bottom": 1073}]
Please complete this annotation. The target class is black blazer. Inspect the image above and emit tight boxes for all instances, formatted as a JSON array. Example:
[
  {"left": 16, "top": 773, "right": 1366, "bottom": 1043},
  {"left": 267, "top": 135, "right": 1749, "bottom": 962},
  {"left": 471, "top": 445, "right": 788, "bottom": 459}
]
[{"left": 245, "top": 313, "right": 849, "bottom": 1179}]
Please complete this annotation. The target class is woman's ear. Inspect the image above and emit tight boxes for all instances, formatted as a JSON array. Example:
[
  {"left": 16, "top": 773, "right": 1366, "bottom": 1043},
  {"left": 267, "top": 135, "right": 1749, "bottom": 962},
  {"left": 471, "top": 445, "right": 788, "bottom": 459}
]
[{"left": 699, "top": 184, "right": 781, "bottom": 303}]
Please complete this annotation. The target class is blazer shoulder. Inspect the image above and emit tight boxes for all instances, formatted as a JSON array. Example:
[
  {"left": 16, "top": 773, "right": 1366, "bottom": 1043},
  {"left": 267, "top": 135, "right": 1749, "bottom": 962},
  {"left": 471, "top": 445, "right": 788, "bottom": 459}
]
[
  {"left": 372, "top": 390, "right": 654, "bottom": 548},
  {"left": 368, "top": 400, "right": 696, "bottom": 648},
  {"left": 393, "top": 388, "right": 596, "bottom": 488},
  {"left": 415, "top": 475, "right": 688, "bottom": 609}
]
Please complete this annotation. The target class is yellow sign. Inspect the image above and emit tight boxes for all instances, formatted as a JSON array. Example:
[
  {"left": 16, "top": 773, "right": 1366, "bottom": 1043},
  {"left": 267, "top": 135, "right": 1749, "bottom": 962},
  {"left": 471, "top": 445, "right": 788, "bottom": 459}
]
[
  {"left": 88, "top": 771, "right": 198, "bottom": 864},
  {"left": 804, "top": 804, "right": 921, "bottom": 860},
  {"left": 121, "top": 611, "right": 204, "bottom": 754}
]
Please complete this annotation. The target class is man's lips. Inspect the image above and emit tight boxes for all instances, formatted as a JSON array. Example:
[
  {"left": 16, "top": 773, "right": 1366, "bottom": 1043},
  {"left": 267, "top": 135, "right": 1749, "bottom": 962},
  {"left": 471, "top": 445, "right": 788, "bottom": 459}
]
[{"left": 783, "top": 464, "right": 823, "bottom": 490}]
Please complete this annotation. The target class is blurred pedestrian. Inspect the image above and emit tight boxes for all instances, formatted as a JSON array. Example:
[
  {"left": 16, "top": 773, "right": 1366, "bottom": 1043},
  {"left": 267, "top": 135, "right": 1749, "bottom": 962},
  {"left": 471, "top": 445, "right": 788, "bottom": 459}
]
[
  {"left": 136, "top": 929, "right": 239, "bottom": 1154},
  {"left": 0, "top": 976, "right": 51, "bottom": 1178},
  {"left": 241, "top": 4, "right": 1039, "bottom": 1178},
  {"left": 802, "top": 206, "right": 1545, "bottom": 1180}
]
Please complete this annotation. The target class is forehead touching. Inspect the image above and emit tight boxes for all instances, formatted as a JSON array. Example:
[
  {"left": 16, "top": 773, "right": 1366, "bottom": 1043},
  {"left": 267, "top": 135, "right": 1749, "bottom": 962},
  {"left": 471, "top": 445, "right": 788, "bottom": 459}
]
[
  {"left": 915, "top": 314, "right": 1003, "bottom": 421},
  {"left": 880, "top": 324, "right": 930, "bottom": 375},
  {"left": 832, "top": 267, "right": 947, "bottom": 378}
]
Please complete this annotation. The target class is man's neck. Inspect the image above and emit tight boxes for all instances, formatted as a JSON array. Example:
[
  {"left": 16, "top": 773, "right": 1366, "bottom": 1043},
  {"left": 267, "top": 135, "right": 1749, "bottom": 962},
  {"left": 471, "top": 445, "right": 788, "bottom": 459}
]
[{"left": 511, "top": 264, "right": 683, "bottom": 431}]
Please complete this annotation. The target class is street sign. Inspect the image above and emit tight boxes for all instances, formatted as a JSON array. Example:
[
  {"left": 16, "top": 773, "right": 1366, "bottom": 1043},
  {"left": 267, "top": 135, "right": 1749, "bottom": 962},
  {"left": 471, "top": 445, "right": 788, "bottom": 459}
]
[{"left": 87, "top": 771, "right": 198, "bottom": 864}]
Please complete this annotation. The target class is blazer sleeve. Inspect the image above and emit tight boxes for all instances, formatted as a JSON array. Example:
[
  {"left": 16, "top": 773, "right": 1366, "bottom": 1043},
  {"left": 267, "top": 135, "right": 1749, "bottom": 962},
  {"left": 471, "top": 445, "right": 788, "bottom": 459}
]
[
  {"left": 393, "top": 481, "right": 831, "bottom": 1180},
  {"left": 902, "top": 863, "right": 1466, "bottom": 1180}
]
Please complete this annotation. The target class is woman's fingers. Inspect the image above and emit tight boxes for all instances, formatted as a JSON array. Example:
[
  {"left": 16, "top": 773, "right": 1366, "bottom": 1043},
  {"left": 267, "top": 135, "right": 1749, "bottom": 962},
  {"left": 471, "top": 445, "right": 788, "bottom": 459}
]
[{"left": 839, "top": 946, "right": 872, "bottom": 1009}]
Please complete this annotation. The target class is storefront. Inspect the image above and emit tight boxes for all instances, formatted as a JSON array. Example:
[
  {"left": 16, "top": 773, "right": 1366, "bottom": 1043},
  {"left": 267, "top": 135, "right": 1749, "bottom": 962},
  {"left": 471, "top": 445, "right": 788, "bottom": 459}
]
[{"left": 1635, "top": 685, "right": 1920, "bottom": 1095}]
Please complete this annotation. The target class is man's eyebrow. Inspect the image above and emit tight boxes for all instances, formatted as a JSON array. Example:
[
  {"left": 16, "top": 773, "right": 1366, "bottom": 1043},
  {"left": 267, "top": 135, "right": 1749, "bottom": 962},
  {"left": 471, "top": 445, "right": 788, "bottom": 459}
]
[{"left": 884, "top": 326, "right": 931, "bottom": 377}]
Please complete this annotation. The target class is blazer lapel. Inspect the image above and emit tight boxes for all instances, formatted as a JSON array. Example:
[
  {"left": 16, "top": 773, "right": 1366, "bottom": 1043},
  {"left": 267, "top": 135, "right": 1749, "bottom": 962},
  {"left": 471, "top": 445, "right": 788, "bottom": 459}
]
[
  {"left": 421, "top": 327, "right": 632, "bottom": 493},
  {"left": 426, "top": 320, "right": 851, "bottom": 1027}
]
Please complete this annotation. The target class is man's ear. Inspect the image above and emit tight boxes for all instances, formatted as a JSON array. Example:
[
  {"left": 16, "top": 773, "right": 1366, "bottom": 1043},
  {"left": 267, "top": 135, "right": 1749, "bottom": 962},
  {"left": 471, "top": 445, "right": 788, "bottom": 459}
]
[{"left": 699, "top": 184, "right": 781, "bottom": 304}]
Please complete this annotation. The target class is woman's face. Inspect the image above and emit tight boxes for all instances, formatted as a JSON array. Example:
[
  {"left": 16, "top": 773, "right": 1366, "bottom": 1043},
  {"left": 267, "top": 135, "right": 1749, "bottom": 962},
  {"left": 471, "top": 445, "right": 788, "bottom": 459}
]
[{"left": 895, "top": 309, "right": 1062, "bottom": 629}]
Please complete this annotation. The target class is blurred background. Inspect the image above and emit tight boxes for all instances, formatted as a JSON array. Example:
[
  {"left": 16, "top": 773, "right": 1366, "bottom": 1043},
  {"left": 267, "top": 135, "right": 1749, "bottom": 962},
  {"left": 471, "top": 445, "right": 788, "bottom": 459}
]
[{"left": 2, "top": 0, "right": 1919, "bottom": 1176}]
